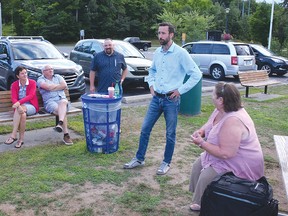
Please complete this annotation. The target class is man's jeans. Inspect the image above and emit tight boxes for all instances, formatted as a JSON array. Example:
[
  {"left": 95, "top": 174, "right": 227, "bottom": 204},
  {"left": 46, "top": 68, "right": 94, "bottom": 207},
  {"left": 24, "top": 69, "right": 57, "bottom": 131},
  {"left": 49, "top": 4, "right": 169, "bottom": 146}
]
[{"left": 136, "top": 95, "right": 180, "bottom": 164}]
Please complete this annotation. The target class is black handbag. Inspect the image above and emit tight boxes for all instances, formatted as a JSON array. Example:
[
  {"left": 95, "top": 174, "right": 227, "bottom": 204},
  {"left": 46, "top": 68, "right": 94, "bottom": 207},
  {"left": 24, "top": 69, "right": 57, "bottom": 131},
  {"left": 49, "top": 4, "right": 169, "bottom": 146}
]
[{"left": 200, "top": 172, "right": 278, "bottom": 216}]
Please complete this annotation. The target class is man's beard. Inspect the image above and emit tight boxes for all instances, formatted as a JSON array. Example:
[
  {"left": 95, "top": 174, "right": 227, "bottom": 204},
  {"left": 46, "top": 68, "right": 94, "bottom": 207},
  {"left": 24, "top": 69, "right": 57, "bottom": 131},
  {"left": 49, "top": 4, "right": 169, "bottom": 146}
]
[
  {"left": 159, "top": 38, "right": 169, "bottom": 45},
  {"left": 105, "top": 48, "right": 112, "bottom": 55}
]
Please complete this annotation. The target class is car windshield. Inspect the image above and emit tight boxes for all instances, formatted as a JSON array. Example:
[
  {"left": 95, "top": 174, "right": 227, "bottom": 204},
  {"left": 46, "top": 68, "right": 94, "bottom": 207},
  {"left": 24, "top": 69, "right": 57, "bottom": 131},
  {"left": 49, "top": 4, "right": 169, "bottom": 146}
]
[
  {"left": 12, "top": 42, "right": 64, "bottom": 60},
  {"left": 252, "top": 45, "right": 275, "bottom": 56},
  {"left": 114, "top": 42, "right": 144, "bottom": 58}
]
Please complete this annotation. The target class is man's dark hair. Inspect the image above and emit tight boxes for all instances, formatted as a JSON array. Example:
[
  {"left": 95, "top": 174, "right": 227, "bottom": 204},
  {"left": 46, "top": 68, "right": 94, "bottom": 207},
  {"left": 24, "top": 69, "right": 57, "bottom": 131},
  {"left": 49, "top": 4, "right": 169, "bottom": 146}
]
[
  {"left": 15, "top": 66, "right": 27, "bottom": 77},
  {"left": 159, "top": 22, "right": 175, "bottom": 34}
]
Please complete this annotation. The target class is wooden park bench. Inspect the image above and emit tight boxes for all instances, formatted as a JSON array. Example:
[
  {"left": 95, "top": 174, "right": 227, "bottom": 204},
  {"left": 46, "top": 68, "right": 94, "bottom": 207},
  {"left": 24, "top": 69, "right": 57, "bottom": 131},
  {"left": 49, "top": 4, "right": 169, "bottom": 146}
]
[
  {"left": 0, "top": 89, "right": 82, "bottom": 125},
  {"left": 238, "top": 70, "right": 280, "bottom": 98},
  {"left": 274, "top": 135, "right": 288, "bottom": 201}
]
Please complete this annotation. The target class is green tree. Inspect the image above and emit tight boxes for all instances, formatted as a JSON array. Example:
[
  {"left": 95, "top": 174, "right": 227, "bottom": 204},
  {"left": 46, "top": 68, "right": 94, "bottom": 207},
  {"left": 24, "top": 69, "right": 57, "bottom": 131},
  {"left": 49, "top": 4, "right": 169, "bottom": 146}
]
[
  {"left": 157, "top": 9, "right": 214, "bottom": 43},
  {"left": 249, "top": 3, "right": 271, "bottom": 46}
]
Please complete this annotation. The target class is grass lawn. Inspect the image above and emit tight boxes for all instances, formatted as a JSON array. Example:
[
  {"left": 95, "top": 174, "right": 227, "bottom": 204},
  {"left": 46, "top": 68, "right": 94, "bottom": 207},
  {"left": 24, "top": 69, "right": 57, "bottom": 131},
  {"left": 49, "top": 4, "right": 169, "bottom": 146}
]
[{"left": 0, "top": 84, "right": 287, "bottom": 215}]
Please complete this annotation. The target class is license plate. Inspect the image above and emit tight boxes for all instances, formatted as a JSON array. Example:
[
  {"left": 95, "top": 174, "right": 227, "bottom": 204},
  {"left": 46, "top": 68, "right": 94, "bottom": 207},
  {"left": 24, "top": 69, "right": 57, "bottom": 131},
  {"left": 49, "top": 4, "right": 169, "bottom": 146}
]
[{"left": 244, "top": 60, "right": 252, "bottom": 66}]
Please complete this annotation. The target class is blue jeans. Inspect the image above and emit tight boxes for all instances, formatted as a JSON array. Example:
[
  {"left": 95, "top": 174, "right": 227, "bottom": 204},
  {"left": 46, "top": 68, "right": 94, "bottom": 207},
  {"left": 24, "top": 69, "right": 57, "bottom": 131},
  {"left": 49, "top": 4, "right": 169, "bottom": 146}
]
[{"left": 136, "top": 95, "right": 180, "bottom": 164}]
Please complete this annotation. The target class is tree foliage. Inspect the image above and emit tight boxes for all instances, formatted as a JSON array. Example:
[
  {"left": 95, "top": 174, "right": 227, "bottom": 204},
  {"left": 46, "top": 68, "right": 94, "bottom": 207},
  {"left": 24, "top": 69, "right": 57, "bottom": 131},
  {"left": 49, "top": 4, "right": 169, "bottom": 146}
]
[{"left": 1, "top": 0, "right": 287, "bottom": 49}]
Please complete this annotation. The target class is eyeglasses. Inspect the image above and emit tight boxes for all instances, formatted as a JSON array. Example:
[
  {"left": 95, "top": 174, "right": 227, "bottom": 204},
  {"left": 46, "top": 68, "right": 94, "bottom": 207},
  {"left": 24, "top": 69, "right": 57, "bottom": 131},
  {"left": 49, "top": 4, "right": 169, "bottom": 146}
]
[
  {"left": 221, "top": 83, "right": 227, "bottom": 95},
  {"left": 44, "top": 68, "right": 53, "bottom": 71}
]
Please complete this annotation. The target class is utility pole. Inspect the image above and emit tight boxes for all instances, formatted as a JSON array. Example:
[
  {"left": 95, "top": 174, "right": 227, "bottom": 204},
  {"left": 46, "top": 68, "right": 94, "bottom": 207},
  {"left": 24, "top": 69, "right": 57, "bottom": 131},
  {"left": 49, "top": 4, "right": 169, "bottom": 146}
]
[{"left": 268, "top": 0, "right": 275, "bottom": 50}]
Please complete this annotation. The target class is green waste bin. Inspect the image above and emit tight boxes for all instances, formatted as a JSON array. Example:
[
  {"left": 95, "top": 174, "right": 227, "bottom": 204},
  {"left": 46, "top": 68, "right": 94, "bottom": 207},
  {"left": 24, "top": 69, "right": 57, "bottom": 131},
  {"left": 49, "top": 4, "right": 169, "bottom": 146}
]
[{"left": 180, "top": 76, "right": 202, "bottom": 115}]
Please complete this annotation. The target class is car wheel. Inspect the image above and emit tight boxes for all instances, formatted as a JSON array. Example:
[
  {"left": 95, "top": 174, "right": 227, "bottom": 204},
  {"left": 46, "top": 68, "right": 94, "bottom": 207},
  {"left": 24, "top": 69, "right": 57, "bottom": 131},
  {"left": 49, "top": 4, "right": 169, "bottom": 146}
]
[
  {"left": 143, "top": 45, "right": 148, "bottom": 51},
  {"left": 260, "top": 64, "right": 273, "bottom": 76},
  {"left": 210, "top": 65, "right": 225, "bottom": 81}
]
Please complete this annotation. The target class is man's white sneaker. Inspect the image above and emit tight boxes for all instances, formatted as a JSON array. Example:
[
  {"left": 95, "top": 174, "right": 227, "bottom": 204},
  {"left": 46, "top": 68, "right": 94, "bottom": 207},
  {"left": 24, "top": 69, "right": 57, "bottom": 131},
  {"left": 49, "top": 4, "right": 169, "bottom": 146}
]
[
  {"left": 156, "top": 162, "right": 170, "bottom": 175},
  {"left": 123, "top": 157, "right": 145, "bottom": 169}
]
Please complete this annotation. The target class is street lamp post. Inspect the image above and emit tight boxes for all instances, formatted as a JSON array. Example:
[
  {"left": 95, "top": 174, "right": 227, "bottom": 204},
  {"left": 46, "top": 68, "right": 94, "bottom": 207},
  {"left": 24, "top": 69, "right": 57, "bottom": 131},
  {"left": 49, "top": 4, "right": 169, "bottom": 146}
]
[
  {"left": 242, "top": 0, "right": 247, "bottom": 18},
  {"left": 225, "top": 8, "right": 230, "bottom": 33}
]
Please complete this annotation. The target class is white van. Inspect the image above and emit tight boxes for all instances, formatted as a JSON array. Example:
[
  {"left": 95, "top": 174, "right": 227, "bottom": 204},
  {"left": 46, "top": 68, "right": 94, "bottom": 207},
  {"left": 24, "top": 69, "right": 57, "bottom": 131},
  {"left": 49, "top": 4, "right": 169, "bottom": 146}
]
[{"left": 182, "top": 41, "right": 257, "bottom": 80}]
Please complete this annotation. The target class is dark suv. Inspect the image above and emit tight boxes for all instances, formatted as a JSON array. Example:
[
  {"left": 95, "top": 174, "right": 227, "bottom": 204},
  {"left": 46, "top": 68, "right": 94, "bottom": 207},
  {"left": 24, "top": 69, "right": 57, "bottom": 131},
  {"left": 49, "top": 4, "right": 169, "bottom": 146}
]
[{"left": 0, "top": 36, "right": 86, "bottom": 100}]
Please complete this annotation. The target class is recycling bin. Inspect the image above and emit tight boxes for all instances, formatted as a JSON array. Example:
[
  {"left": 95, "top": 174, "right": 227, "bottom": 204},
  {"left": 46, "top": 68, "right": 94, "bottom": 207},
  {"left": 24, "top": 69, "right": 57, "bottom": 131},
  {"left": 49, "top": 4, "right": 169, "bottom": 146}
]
[
  {"left": 81, "top": 94, "right": 121, "bottom": 154},
  {"left": 180, "top": 76, "right": 202, "bottom": 116}
]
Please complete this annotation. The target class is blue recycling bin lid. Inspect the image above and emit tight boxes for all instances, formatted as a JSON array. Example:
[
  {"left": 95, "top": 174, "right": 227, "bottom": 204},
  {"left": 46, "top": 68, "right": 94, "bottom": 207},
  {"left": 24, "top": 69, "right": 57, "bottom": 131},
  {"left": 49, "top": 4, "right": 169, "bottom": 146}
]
[{"left": 81, "top": 93, "right": 122, "bottom": 104}]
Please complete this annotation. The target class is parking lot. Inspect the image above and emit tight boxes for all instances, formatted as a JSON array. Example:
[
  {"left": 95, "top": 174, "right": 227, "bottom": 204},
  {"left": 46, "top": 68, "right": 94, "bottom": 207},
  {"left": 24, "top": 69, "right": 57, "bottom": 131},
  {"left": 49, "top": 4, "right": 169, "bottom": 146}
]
[{"left": 56, "top": 44, "right": 288, "bottom": 98}]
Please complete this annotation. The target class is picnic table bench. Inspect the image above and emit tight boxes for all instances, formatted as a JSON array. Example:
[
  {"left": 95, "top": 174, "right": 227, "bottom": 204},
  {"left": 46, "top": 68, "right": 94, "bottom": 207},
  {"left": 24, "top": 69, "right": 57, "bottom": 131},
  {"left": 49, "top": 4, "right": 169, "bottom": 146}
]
[
  {"left": 238, "top": 70, "right": 280, "bottom": 98},
  {"left": 274, "top": 135, "right": 288, "bottom": 201},
  {"left": 0, "top": 89, "right": 82, "bottom": 125}
]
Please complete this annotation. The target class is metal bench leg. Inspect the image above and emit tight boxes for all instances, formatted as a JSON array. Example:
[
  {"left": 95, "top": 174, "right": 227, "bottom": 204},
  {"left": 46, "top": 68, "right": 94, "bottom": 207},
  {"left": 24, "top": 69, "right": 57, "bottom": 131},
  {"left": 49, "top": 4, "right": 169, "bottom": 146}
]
[
  {"left": 245, "top": 87, "right": 249, "bottom": 98},
  {"left": 55, "top": 115, "right": 59, "bottom": 126},
  {"left": 264, "top": 85, "right": 268, "bottom": 94}
]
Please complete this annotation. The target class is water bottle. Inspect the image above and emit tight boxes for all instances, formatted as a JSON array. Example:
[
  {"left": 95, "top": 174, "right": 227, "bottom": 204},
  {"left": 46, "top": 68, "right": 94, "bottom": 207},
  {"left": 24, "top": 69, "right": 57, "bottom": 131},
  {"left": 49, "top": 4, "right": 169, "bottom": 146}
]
[{"left": 114, "top": 81, "right": 120, "bottom": 98}]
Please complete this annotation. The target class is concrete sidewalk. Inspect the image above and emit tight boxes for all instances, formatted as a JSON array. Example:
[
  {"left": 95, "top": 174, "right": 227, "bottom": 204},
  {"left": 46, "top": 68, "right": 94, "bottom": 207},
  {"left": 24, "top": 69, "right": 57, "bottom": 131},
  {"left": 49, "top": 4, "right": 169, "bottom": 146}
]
[{"left": 0, "top": 127, "right": 83, "bottom": 153}]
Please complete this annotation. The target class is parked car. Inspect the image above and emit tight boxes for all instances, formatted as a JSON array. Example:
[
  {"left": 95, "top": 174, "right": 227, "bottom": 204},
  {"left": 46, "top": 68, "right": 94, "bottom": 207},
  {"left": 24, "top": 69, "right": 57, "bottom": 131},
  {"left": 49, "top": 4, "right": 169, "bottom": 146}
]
[
  {"left": 0, "top": 36, "right": 86, "bottom": 100},
  {"left": 182, "top": 41, "right": 257, "bottom": 80},
  {"left": 69, "top": 39, "right": 152, "bottom": 89},
  {"left": 123, "top": 37, "right": 151, "bottom": 51},
  {"left": 249, "top": 44, "right": 288, "bottom": 76}
]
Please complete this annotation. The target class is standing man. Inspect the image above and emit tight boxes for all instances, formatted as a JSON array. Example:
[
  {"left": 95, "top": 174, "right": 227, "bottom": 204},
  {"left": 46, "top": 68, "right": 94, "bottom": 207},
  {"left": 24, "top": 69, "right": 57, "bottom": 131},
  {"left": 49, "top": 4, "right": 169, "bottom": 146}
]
[
  {"left": 89, "top": 38, "right": 128, "bottom": 94},
  {"left": 123, "top": 22, "right": 202, "bottom": 175},
  {"left": 37, "top": 65, "right": 73, "bottom": 145}
]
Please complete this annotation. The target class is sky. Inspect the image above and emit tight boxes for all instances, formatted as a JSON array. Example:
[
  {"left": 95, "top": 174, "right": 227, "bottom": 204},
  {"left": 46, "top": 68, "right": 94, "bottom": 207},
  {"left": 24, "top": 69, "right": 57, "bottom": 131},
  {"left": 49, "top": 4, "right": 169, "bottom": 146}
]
[{"left": 256, "top": 0, "right": 283, "bottom": 3}]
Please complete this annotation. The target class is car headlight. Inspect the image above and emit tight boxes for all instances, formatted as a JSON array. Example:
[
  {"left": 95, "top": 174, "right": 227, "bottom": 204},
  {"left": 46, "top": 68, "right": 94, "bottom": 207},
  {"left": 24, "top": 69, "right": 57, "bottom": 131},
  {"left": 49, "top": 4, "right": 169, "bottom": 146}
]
[
  {"left": 27, "top": 69, "right": 41, "bottom": 80},
  {"left": 75, "top": 64, "right": 84, "bottom": 75},
  {"left": 272, "top": 58, "right": 284, "bottom": 64},
  {"left": 127, "top": 65, "right": 135, "bottom": 72}
]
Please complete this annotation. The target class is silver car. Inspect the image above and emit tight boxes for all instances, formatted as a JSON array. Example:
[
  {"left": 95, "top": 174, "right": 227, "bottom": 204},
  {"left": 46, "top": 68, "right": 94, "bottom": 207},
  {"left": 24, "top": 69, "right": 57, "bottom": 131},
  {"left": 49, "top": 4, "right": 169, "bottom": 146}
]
[
  {"left": 182, "top": 41, "right": 257, "bottom": 80},
  {"left": 70, "top": 39, "right": 152, "bottom": 89}
]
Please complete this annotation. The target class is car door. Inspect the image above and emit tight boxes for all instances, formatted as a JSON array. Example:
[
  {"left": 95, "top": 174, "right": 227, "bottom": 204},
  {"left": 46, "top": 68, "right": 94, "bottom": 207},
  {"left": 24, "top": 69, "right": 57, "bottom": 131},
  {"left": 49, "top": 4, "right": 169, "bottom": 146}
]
[
  {"left": 191, "top": 43, "right": 212, "bottom": 74},
  {"left": 76, "top": 41, "right": 94, "bottom": 76}
]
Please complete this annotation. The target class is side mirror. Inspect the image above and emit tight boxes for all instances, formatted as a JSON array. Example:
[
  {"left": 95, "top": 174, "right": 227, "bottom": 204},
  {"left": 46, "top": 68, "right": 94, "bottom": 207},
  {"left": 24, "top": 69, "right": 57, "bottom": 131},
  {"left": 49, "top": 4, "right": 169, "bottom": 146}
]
[
  {"left": 0, "top": 53, "right": 8, "bottom": 60},
  {"left": 62, "top": 52, "right": 69, "bottom": 58}
]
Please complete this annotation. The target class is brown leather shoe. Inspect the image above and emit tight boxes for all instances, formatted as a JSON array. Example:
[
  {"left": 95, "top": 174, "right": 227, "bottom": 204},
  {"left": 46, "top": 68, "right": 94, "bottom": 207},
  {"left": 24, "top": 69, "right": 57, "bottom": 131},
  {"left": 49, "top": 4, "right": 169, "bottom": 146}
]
[{"left": 63, "top": 133, "right": 73, "bottom": 145}]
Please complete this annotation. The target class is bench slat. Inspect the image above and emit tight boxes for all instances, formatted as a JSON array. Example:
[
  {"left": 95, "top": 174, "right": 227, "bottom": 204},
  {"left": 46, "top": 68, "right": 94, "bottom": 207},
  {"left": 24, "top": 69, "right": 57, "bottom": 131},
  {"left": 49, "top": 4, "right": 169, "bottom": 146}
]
[
  {"left": 0, "top": 88, "right": 81, "bottom": 124},
  {"left": 274, "top": 135, "right": 288, "bottom": 200},
  {"left": 238, "top": 70, "right": 280, "bottom": 97}
]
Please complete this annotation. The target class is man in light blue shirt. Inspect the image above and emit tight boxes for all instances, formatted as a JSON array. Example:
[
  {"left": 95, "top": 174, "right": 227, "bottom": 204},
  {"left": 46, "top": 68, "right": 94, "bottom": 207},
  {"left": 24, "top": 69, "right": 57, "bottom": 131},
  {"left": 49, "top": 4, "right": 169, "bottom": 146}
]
[{"left": 124, "top": 22, "right": 202, "bottom": 175}]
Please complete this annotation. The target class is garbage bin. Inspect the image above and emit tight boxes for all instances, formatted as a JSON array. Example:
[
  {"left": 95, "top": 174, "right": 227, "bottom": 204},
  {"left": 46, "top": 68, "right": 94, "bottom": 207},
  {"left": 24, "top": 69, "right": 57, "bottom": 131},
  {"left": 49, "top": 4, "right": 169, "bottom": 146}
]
[
  {"left": 180, "top": 76, "right": 202, "bottom": 115},
  {"left": 81, "top": 94, "right": 121, "bottom": 154}
]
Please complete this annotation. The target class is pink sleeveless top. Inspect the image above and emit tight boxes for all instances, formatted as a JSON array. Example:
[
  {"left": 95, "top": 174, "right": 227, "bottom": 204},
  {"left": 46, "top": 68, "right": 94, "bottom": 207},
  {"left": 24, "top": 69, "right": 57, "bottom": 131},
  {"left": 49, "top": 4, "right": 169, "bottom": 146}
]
[{"left": 200, "top": 108, "right": 264, "bottom": 180}]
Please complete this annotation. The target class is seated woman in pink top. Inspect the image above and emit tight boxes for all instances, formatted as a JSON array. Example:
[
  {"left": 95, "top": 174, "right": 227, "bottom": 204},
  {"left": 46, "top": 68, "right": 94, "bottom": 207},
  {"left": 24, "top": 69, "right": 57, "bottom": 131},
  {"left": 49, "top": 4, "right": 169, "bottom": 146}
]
[
  {"left": 4, "top": 66, "right": 39, "bottom": 148},
  {"left": 189, "top": 82, "right": 264, "bottom": 211}
]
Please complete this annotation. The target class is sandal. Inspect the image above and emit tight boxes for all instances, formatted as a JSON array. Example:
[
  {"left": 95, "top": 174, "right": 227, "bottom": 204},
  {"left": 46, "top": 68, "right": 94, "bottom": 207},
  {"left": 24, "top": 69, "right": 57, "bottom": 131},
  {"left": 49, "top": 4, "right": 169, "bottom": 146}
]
[
  {"left": 190, "top": 204, "right": 201, "bottom": 211},
  {"left": 15, "top": 141, "right": 24, "bottom": 148},
  {"left": 4, "top": 137, "right": 17, "bottom": 145}
]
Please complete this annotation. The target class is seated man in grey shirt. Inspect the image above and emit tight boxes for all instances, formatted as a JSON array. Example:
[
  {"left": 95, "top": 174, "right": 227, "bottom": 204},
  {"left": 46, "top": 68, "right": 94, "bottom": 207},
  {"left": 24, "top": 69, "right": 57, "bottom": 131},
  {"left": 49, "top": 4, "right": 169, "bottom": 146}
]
[{"left": 37, "top": 65, "right": 73, "bottom": 145}]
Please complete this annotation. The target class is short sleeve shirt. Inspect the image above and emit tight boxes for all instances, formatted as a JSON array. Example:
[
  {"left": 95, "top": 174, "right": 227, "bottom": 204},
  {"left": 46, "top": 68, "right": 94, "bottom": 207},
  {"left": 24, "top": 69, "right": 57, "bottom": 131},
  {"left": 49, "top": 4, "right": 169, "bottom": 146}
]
[
  {"left": 37, "top": 74, "right": 67, "bottom": 106},
  {"left": 90, "top": 51, "right": 127, "bottom": 93}
]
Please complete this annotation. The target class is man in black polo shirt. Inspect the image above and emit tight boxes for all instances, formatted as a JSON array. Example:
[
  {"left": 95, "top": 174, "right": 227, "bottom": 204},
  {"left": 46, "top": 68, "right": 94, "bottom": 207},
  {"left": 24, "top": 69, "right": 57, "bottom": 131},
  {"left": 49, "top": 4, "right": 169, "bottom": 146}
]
[{"left": 89, "top": 38, "right": 128, "bottom": 94}]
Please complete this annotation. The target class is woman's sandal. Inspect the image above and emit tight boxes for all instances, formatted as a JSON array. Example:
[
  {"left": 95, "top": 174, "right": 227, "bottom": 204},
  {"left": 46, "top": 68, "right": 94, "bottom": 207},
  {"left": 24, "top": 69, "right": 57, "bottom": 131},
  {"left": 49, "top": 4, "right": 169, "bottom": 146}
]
[
  {"left": 190, "top": 204, "right": 201, "bottom": 211},
  {"left": 15, "top": 141, "right": 24, "bottom": 148},
  {"left": 4, "top": 137, "right": 17, "bottom": 145}
]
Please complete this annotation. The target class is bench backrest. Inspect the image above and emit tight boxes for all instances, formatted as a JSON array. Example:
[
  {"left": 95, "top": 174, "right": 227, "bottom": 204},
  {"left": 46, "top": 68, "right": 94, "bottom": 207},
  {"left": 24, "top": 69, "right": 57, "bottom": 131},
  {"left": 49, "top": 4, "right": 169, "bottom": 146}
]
[
  {"left": 238, "top": 70, "right": 269, "bottom": 85},
  {"left": 0, "top": 88, "right": 70, "bottom": 113}
]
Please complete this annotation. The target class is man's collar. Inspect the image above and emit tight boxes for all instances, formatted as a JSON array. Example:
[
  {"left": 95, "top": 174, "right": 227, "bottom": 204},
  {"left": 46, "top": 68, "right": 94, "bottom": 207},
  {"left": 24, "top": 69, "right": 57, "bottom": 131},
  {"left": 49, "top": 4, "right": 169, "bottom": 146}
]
[{"left": 161, "top": 42, "right": 175, "bottom": 53}]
